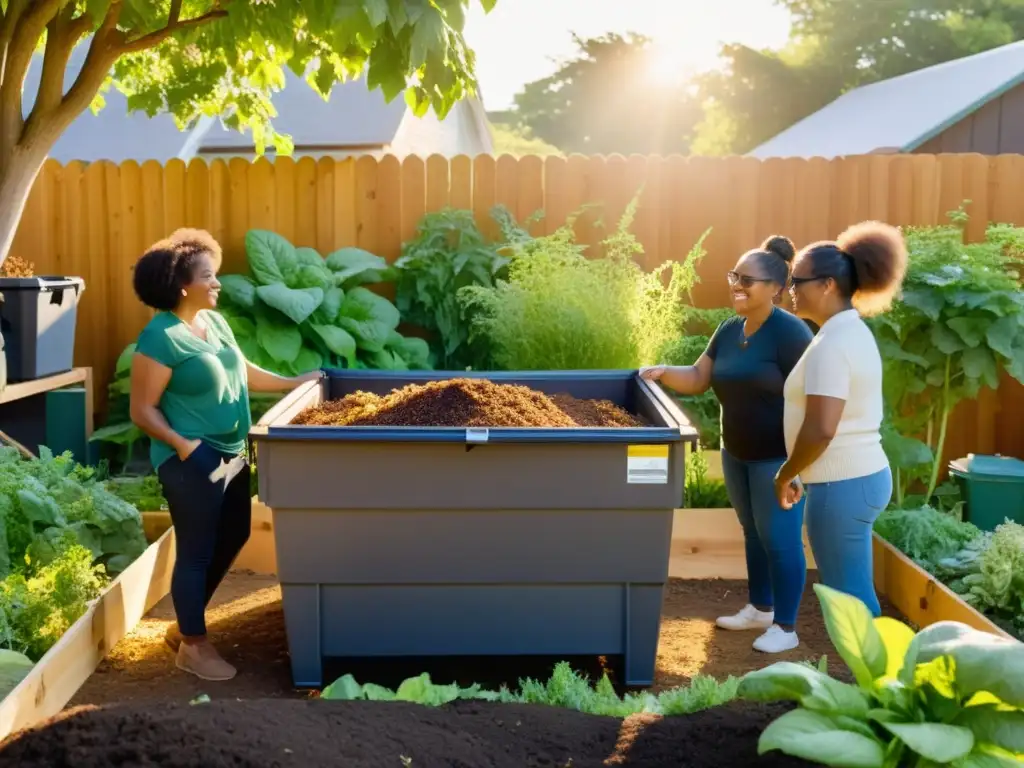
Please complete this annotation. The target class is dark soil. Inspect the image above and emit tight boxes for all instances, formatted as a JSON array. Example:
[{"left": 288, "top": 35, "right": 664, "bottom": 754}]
[
  {"left": 0, "top": 697, "right": 818, "bottom": 768},
  {"left": 291, "top": 378, "right": 643, "bottom": 428}
]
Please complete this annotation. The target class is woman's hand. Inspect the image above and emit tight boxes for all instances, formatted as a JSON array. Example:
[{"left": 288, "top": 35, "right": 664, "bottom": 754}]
[
  {"left": 774, "top": 473, "right": 804, "bottom": 510},
  {"left": 176, "top": 438, "right": 202, "bottom": 461},
  {"left": 293, "top": 370, "right": 325, "bottom": 385},
  {"left": 639, "top": 365, "right": 667, "bottom": 381}
]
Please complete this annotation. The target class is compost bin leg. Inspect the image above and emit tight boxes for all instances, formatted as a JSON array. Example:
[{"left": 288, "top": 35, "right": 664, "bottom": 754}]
[
  {"left": 281, "top": 584, "right": 324, "bottom": 688},
  {"left": 623, "top": 583, "right": 664, "bottom": 687}
]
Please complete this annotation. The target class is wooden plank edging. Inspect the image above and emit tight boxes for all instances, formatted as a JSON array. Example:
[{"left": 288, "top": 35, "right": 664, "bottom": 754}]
[
  {"left": 0, "top": 527, "right": 177, "bottom": 740},
  {"left": 871, "top": 533, "right": 1013, "bottom": 639}
]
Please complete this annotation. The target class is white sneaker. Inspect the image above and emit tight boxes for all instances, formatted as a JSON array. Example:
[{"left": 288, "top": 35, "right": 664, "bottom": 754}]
[
  {"left": 715, "top": 604, "right": 774, "bottom": 631},
  {"left": 753, "top": 624, "right": 800, "bottom": 653}
]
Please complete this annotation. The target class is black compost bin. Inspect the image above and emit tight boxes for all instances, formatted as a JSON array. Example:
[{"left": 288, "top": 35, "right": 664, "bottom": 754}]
[
  {"left": 249, "top": 370, "right": 698, "bottom": 688},
  {"left": 0, "top": 276, "right": 84, "bottom": 381}
]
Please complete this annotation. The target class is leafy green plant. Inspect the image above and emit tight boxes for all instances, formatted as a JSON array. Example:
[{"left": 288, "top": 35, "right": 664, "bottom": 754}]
[
  {"left": 873, "top": 505, "right": 982, "bottom": 571},
  {"left": 870, "top": 217, "right": 1024, "bottom": 505},
  {"left": 394, "top": 207, "right": 523, "bottom": 370},
  {"left": 104, "top": 474, "right": 166, "bottom": 513},
  {"left": 940, "top": 521, "right": 1024, "bottom": 638},
  {"left": 322, "top": 659, "right": 739, "bottom": 717},
  {"left": 459, "top": 196, "right": 708, "bottom": 370},
  {"left": 217, "top": 230, "right": 431, "bottom": 374},
  {"left": 685, "top": 445, "right": 731, "bottom": 509},
  {"left": 0, "top": 446, "right": 148, "bottom": 577},
  {"left": 740, "top": 582, "right": 1024, "bottom": 767}
]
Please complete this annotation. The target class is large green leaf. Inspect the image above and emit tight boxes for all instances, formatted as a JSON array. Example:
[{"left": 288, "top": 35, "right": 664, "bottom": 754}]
[
  {"left": 337, "top": 287, "right": 401, "bottom": 352},
  {"left": 879, "top": 722, "right": 974, "bottom": 763},
  {"left": 256, "top": 313, "right": 302, "bottom": 364},
  {"left": 812, "top": 583, "right": 888, "bottom": 688},
  {"left": 985, "top": 315, "right": 1020, "bottom": 359},
  {"left": 255, "top": 284, "right": 324, "bottom": 325},
  {"left": 313, "top": 286, "right": 345, "bottom": 324},
  {"left": 955, "top": 708, "right": 1024, "bottom": 753},
  {"left": 245, "top": 230, "right": 297, "bottom": 286},
  {"left": 309, "top": 324, "right": 357, "bottom": 364},
  {"left": 388, "top": 335, "right": 431, "bottom": 369},
  {"left": 932, "top": 323, "right": 967, "bottom": 355},
  {"left": 947, "top": 317, "right": 990, "bottom": 348},
  {"left": 219, "top": 274, "right": 258, "bottom": 308},
  {"left": 758, "top": 709, "right": 885, "bottom": 768},
  {"left": 738, "top": 662, "right": 870, "bottom": 717},
  {"left": 903, "top": 621, "right": 1024, "bottom": 706},
  {"left": 326, "top": 247, "right": 390, "bottom": 286}
]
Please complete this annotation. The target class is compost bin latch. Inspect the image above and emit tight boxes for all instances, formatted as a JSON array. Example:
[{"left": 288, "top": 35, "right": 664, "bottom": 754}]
[{"left": 465, "top": 427, "right": 489, "bottom": 451}]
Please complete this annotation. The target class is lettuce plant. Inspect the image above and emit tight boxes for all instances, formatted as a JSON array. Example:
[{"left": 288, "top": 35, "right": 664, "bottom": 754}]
[
  {"left": 739, "top": 583, "right": 1024, "bottom": 767},
  {"left": 217, "top": 231, "right": 431, "bottom": 374}
]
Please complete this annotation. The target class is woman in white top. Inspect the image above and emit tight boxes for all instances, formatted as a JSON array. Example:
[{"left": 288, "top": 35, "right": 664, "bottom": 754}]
[{"left": 774, "top": 221, "right": 907, "bottom": 617}]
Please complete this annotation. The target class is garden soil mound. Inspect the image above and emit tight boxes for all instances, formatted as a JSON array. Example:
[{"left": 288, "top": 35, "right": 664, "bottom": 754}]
[
  {"left": 0, "top": 698, "right": 816, "bottom": 768},
  {"left": 292, "top": 378, "right": 644, "bottom": 428}
]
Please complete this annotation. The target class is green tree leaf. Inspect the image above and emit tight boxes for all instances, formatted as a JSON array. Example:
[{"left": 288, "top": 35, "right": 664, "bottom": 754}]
[{"left": 758, "top": 709, "right": 885, "bottom": 768}]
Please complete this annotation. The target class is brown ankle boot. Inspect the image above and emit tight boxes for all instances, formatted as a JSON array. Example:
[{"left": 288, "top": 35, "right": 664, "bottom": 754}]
[{"left": 175, "top": 641, "right": 237, "bottom": 682}]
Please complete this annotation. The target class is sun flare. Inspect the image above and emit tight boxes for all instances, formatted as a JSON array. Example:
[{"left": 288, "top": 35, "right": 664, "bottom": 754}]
[{"left": 645, "top": 41, "right": 692, "bottom": 86}]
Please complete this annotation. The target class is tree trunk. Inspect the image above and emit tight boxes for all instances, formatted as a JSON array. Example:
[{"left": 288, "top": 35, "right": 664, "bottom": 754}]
[{"left": 0, "top": 147, "right": 47, "bottom": 269}]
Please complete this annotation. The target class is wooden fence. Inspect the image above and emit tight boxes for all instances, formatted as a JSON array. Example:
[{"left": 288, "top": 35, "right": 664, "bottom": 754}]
[{"left": 9, "top": 151, "right": 1024, "bottom": 463}]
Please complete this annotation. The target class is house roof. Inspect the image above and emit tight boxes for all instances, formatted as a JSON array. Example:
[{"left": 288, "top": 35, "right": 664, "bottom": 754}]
[
  {"left": 30, "top": 42, "right": 480, "bottom": 162},
  {"left": 191, "top": 70, "right": 408, "bottom": 151},
  {"left": 748, "top": 39, "right": 1024, "bottom": 159}
]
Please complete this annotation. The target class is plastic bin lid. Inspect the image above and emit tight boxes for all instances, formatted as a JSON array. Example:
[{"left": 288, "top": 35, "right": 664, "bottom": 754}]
[
  {"left": 0, "top": 276, "right": 85, "bottom": 292},
  {"left": 948, "top": 453, "right": 1024, "bottom": 478}
]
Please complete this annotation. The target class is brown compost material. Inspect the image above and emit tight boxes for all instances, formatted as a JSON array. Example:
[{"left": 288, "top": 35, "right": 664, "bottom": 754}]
[
  {"left": 0, "top": 698, "right": 819, "bottom": 768},
  {"left": 291, "top": 377, "right": 645, "bottom": 428}
]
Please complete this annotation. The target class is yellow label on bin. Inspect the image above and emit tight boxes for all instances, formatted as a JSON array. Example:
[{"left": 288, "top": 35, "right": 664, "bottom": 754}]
[{"left": 626, "top": 445, "right": 669, "bottom": 484}]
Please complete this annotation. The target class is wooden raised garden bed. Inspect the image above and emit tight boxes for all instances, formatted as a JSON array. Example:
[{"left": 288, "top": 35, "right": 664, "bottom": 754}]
[
  {"left": 670, "top": 507, "right": 1010, "bottom": 639},
  {"left": 0, "top": 528, "right": 176, "bottom": 740}
]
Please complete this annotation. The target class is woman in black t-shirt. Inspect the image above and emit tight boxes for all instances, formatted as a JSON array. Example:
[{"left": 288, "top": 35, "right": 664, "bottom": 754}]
[{"left": 641, "top": 235, "right": 812, "bottom": 654}]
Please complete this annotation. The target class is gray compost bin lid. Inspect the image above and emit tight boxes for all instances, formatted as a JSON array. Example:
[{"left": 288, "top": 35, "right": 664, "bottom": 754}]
[
  {"left": 949, "top": 453, "right": 1024, "bottom": 480},
  {"left": 0, "top": 276, "right": 85, "bottom": 293}
]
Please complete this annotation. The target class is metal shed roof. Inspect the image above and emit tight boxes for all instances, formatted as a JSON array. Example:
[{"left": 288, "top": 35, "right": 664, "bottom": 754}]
[{"left": 748, "top": 39, "right": 1024, "bottom": 159}]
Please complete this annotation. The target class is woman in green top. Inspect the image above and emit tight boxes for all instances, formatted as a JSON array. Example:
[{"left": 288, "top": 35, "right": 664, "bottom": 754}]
[{"left": 130, "top": 229, "right": 321, "bottom": 682}]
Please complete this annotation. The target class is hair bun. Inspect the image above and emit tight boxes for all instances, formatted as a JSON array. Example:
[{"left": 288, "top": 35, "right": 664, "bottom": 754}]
[{"left": 761, "top": 235, "right": 796, "bottom": 263}]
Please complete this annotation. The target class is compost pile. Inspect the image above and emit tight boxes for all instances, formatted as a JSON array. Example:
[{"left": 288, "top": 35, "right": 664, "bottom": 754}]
[
  {"left": 0, "top": 699, "right": 818, "bottom": 768},
  {"left": 291, "top": 378, "right": 645, "bottom": 428}
]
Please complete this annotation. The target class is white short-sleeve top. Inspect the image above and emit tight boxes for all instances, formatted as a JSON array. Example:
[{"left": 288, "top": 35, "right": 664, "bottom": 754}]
[{"left": 783, "top": 309, "right": 888, "bottom": 484}]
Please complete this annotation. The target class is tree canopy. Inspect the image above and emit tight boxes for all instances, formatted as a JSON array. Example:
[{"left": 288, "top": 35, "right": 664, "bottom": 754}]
[
  {"left": 508, "top": 32, "right": 701, "bottom": 156},
  {"left": 503, "top": 0, "right": 1024, "bottom": 157},
  {"left": 0, "top": 0, "right": 497, "bottom": 266}
]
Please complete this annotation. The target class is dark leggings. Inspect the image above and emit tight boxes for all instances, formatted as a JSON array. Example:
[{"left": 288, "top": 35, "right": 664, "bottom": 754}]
[{"left": 157, "top": 442, "right": 252, "bottom": 637}]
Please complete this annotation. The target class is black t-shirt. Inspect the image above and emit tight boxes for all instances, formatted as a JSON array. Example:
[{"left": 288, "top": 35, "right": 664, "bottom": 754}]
[{"left": 705, "top": 308, "right": 814, "bottom": 462}]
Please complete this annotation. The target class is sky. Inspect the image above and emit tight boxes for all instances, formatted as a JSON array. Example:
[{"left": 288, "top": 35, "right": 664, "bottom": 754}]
[{"left": 464, "top": 0, "right": 794, "bottom": 110}]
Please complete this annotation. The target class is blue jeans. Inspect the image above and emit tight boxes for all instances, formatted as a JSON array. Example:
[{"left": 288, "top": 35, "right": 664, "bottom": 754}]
[
  {"left": 158, "top": 442, "right": 252, "bottom": 637},
  {"left": 721, "top": 449, "right": 807, "bottom": 627},
  {"left": 805, "top": 468, "right": 893, "bottom": 617}
]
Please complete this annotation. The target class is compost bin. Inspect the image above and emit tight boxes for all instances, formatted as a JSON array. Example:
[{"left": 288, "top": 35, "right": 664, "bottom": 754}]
[{"left": 249, "top": 370, "right": 698, "bottom": 688}]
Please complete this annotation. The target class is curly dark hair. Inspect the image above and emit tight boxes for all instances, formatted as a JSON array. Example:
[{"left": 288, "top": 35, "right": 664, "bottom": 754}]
[
  {"left": 799, "top": 221, "right": 907, "bottom": 317},
  {"left": 748, "top": 234, "right": 796, "bottom": 286},
  {"left": 132, "top": 228, "right": 223, "bottom": 311}
]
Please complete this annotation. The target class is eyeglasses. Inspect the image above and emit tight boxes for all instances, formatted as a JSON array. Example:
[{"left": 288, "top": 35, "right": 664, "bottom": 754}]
[
  {"left": 788, "top": 275, "right": 828, "bottom": 289},
  {"left": 727, "top": 271, "right": 774, "bottom": 288}
]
